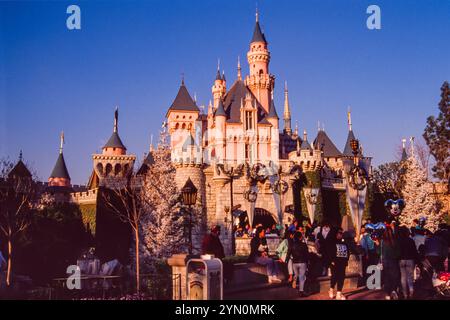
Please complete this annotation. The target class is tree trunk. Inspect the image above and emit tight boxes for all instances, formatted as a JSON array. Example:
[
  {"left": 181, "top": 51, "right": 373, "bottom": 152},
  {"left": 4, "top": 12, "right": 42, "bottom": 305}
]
[
  {"left": 6, "top": 238, "right": 12, "bottom": 287},
  {"left": 135, "top": 228, "right": 140, "bottom": 294}
]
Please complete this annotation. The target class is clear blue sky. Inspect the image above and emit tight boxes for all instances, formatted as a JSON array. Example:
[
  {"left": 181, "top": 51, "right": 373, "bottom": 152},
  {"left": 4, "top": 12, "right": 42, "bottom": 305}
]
[{"left": 0, "top": 0, "right": 449, "bottom": 184}]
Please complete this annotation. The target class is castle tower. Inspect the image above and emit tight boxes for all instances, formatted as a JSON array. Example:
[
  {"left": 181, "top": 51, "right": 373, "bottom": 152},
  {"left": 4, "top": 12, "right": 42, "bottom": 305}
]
[
  {"left": 245, "top": 10, "right": 275, "bottom": 113},
  {"left": 283, "top": 81, "right": 292, "bottom": 135},
  {"left": 92, "top": 108, "right": 136, "bottom": 189},
  {"left": 214, "top": 98, "right": 227, "bottom": 163},
  {"left": 211, "top": 61, "right": 226, "bottom": 109},
  {"left": 48, "top": 131, "right": 71, "bottom": 187},
  {"left": 166, "top": 79, "right": 200, "bottom": 163},
  {"left": 267, "top": 92, "right": 280, "bottom": 164}
]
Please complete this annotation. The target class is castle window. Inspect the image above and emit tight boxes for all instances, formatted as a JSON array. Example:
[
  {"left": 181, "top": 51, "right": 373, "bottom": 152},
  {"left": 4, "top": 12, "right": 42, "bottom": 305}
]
[
  {"left": 182, "top": 123, "right": 186, "bottom": 129},
  {"left": 245, "top": 144, "right": 252, "bottom": 160},
  {"left": 105, "top": 163, "right": 112, "bottom": 176},
  {"left": 245, "top": 111, "right": 253, "bottom": 130},
  {"left": 175, "top": 123, "right": 180, "bottom": 130},
  {"left": 96, "top": 163, "right": 104, "bottom": 175},
  {"left": 114, "top": 164, "right": 122, "bottom": 176}
]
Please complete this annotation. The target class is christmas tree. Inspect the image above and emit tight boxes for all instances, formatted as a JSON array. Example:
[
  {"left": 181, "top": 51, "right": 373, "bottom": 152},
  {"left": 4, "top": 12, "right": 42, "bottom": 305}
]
[
  {"left": 141, "top": 129, "right": 187, "bottom": 259},
  {"left": 399, "top": 139, "right": 443, "bottom": 231}
]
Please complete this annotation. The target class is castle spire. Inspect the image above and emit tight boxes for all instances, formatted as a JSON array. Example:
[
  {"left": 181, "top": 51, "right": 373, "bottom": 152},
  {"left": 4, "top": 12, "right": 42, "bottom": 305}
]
[
  {"left": 410, "top": 136, "right": 415, "bottom": 156},
  {"left": 59, "top": 131, "right": 64, "bottom": 154},
  {"left": 237, "top": 56, "right": 242, "bottom": 80},
  {"left": 114, "top": 107, "right": 119, "bottom": 133},
  {"left": 401, "top": 138, "right": 407, "bottom": 161},
  {"left": 150, "top": 134, "right": 154, "bottom": 152},
  {"left": 283, "top": 81, "right": 292, "bottom": 135},
  {"left": 256, "top": 5, "right": 259, "bottom": 22},
  {"left": 216, "top": 59, "right": 221, "bottom": 80},
  {"left": 347, "top": 107, "right": 352, "bottom": 131}
]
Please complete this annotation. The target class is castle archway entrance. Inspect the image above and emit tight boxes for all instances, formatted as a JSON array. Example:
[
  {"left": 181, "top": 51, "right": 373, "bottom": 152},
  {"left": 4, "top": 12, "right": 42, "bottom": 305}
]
[{"left": 252, "top": 208, "right": 277, "bottom": 230}]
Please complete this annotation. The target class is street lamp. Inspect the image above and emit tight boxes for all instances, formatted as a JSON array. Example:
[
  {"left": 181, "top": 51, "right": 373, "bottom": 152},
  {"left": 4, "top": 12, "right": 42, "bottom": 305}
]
[{"left": 181, "top": 177, "right": 197, "bottom": 254}]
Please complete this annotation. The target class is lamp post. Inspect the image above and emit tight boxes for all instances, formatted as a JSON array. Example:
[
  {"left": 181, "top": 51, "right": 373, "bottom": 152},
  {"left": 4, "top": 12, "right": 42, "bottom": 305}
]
[
  {"left": 216, "top": 163, "right": 245, "bottom": 255},
  {"left": 181, "top": 177, "right": 198, "bottom": 254}
]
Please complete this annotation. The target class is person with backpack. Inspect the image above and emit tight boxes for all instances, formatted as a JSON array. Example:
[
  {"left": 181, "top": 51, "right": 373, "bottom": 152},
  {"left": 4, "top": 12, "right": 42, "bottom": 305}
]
[
  {"left": 328, "top": 228, "right": 350, "bottom": 300},
  {"left": 285, "top": 231, "right": 309, "bottom": 297}
]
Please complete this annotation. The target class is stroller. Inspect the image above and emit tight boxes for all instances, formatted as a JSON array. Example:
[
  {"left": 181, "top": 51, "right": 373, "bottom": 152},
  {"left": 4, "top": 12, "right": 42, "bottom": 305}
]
[{"left": 419, "top": 258, "right": 450, "bottom": 298}]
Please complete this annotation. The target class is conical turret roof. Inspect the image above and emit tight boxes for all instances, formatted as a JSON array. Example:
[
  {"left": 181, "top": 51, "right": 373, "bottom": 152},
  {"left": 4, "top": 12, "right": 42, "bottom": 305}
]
[
  {"left": 168, "top": 81, "right": 199, "bottom": 113},
  {"left": 50, "top": 153, "right": 70, "bottom": 179}
]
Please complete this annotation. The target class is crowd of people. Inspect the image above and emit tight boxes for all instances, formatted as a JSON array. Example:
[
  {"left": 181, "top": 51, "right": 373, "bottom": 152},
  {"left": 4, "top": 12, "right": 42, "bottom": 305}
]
[{"left": 202, "top": 215, "right": 450, "bottom": 300}]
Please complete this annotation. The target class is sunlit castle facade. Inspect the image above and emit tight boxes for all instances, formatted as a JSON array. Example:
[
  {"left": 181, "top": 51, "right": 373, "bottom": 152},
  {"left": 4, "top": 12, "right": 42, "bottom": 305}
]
[{"left": 166, "top": 12, "right": 372, "bottom": 254}]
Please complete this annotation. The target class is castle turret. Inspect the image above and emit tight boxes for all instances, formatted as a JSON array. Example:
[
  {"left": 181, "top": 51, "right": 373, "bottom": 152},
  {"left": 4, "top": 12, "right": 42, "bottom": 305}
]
[
  {"left": 48, "top": 131, "right": 71, "bottom": 187},
  {"left": 212, "top": 60, "right": 226, "bottom": 109},
  {"left": 343, "top": 109, "right": 361, "bottom": 157},
  {"left": 102, "top": 108, "right": 127, "bottom": 156},
  {"left": 283, "top": 81, "right": 292, "bottom": 135},
  {"left": 214, "top": 98, "right": 227, "bottom": 162},
  {"left": 92, "top": 108, "right": 136, "bottom": 189},
  {"left": 245, "top": 10, "right": 275, "bottom": 113}
]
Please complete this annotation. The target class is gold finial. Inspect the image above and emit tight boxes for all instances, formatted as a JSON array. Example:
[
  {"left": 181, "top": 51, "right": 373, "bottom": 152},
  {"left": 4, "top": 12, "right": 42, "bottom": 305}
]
[
  {"left": 60, "top": 131, "right": 65, "bottom": 154},
  {"left": 402, "top": 138, "right": 406, "bottom": 149},
  {"left": 347, "top": 107, "right": 352, "bottom": 131},
  {"left": 303, "top": 129, "right": 307, "bottom": 141},
  {"left": 256, "top": 5, "right": 259, "bottom": 22}
]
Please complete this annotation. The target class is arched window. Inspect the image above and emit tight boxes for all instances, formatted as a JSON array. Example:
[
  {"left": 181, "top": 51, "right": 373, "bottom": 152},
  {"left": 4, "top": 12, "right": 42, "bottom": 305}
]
[
  {"left": 105, "top": 163, "right": 112, "bottom": 176},
  {"left": 182, "top": 123, "right": 186, "bottom": 129},
  {"left": 175, "top": 123, "right": 180, "bottom": 130},
  {"left": 96, "top": 163, "right": 104, "bottom": 175},
  {"left": 114, "top": 163, "right": 122, "bottom": 176}
]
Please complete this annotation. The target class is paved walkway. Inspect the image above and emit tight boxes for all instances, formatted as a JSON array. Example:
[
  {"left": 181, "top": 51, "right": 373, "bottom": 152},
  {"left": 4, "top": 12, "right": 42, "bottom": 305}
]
[{"left": 295, "top": 287, "right": 387, "bottom": 300}]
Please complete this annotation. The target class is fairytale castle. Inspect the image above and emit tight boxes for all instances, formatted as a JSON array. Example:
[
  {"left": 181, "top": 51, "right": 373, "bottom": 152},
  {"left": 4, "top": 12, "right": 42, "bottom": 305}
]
[
  {"left": 164, "top": 13, "right": 372, "bottom": 253},
  {"left": 8, "top": 12, "right": 373, "bottom": 257}
]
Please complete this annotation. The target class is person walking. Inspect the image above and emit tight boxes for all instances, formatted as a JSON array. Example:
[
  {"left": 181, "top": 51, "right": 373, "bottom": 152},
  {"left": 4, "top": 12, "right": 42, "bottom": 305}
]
[
  {"left": 248, "top": 227, "right": 281, "bottom": 284},
  {"left": 329, "top": 228, "right": 350, "bottom": 300},
  {"left": 377, "top": 223, "right": 401, "bottom": 300},
  {"left": 398, "top": 226, "right": 419, "bottom": 299},
  {"left": 316, "top": 222, "right": 335, "bottom": 276},
  {"left": 286, "top": 231, "right": 309, "bottom": 297},
  {"left": 201, "top": 225, "right": 225, "bottom": 259}
]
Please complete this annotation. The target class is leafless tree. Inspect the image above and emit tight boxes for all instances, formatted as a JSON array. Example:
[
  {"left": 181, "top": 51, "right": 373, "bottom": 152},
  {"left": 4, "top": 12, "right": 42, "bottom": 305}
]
[
  {"left": 0, "top": 160, "right": 35, "bottom": 287},
  {"left": 102, "top": 176, "right": 148, "bottom": 294}
]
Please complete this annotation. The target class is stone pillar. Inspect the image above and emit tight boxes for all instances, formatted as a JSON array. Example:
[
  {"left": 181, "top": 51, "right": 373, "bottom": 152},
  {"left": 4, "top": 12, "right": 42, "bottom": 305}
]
[{"left": 167, "top": 253, "right": 198, "bottom": 300}]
